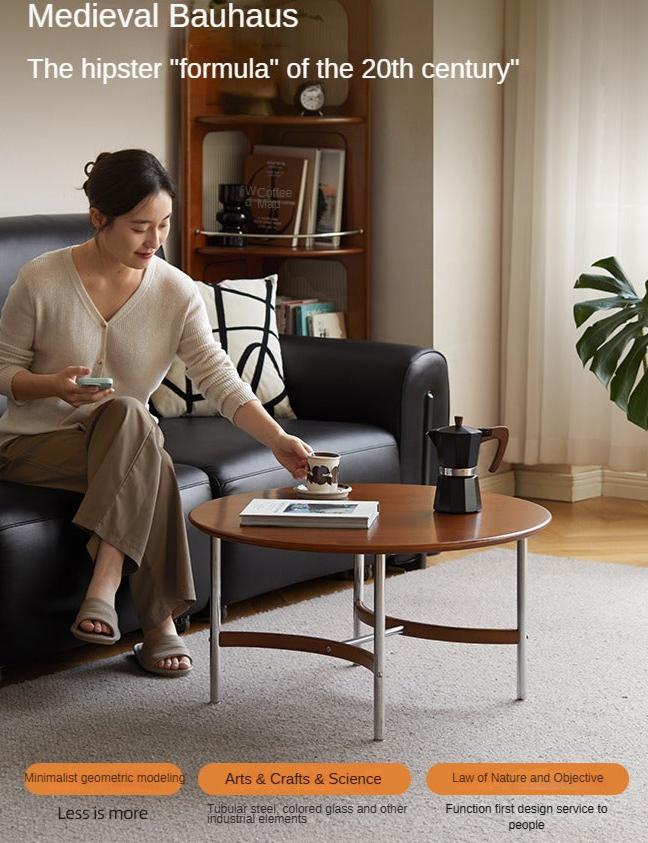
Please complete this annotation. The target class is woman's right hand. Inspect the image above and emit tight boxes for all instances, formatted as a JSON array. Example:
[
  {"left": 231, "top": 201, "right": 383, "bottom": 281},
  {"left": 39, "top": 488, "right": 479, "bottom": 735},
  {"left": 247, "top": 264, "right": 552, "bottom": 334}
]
[{"left": 53, "top": 366, "right": 115, "bottom": 408}]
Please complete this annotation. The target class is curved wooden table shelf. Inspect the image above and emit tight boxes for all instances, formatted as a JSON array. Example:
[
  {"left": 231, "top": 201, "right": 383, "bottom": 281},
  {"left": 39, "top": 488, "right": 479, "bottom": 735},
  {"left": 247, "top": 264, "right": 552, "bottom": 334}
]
[{"left": 189, "top": 484, "right": 552, "bottom": 741}]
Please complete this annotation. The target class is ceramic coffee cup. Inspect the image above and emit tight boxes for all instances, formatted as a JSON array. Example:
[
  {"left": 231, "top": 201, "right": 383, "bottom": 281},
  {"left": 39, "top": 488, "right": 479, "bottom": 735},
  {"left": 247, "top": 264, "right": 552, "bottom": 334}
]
[{"left": 306, "top": 452, "right": 340, "bottom": 493}]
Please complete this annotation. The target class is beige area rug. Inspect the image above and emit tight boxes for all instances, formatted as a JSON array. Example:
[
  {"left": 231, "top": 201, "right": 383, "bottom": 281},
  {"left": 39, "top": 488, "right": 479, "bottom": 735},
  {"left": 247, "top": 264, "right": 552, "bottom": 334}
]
[{"left": 2, "top": 550, "right": 648, "bottom": 843}]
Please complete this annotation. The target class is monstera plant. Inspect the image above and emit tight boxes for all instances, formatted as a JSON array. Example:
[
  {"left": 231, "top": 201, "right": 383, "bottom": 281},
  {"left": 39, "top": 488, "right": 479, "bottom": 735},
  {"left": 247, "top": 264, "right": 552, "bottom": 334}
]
[{"left": 574, "top": 257, "right": 648, "bottom": 430}]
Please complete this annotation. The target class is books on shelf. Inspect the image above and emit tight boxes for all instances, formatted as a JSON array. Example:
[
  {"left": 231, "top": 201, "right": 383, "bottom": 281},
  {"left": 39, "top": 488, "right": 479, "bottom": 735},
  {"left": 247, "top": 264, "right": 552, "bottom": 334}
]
[
  {"left": 243, "top": 146, "right": 346, "bottom": 249},
  {"left": 254, "top": 145, "right": 322, "bottom": 248},
  {"left": 243, "top": 154, "right": 308, "bottom": 247},
  {"left": 315, "top": 149, "right": 346, "bottom": 248},
  {"left": 275, "top": 296, "right": 317, "bottom": 334},
  {"left": 240, "top": 498, "right": 380, "bottom": 529},
  {"left": 309, "top": 311, "right": 348, "bottom": 339},
  {"left": 275, "top": 297, "right": 343, "bottom": 336}
]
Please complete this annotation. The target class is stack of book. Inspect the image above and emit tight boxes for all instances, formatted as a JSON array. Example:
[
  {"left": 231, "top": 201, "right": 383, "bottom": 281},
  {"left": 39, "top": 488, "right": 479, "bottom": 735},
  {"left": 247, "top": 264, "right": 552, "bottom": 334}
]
[
  {"left": 276, "top": 296, "right": 347, "bottom": 338},
  {"left": 243, "top": 145, "right": 346, "bottom": 248}
]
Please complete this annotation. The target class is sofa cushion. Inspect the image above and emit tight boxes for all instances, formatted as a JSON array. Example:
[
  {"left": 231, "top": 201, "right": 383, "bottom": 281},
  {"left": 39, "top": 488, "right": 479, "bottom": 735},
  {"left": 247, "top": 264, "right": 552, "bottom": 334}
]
[
  {"left": 0, "top": 214, "right": 93, "bottom": 307},
  {"left": 158, "top": 416, "right": 400, "bottom": 496},
  {"left": 0, "top": 463, "right": 209, "bottom": 532},
  {"left": 150, "top": 275, "right": 296, "bottom": 420}
]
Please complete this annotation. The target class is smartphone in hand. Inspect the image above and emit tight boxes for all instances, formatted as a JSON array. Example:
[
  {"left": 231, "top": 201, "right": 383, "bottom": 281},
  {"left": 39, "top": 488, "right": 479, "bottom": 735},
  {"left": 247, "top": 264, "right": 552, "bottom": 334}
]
[{"left": 77, "top": 377, "right": 114, "bottom": 388}]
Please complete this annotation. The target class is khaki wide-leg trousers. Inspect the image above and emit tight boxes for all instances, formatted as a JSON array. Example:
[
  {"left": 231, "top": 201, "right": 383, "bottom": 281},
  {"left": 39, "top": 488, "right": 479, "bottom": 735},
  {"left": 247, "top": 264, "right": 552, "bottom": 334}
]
[{"left": 0, "top": 397, "right": 196, "bottom": 630}]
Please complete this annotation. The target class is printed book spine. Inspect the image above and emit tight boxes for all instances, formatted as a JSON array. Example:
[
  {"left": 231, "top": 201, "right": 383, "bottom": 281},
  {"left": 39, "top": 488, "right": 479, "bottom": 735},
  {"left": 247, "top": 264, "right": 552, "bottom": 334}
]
[
  {"left": 239, "top": 516, "right": 374, "bottom": 529},
  {"left": 280, "top": 298, "right": 318, "bottom": 334},
  {"left": 240, "top": 511, "right": 378, "bottom": 529}
]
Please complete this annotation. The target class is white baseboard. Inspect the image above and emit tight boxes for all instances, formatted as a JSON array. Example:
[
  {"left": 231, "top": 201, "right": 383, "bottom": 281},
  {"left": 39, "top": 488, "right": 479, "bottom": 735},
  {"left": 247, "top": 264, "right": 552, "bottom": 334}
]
[
  {"left": 515, "top": 466, "right": 602, "bottom": 502},
  {"left": 603, "top": 469, "right": 648, "bottom": 501},
  {"left": 429, "top": 467, "right": 648, "bottom": 502},
  {"left": 480, "top": 470, "right": 516, "bottom": 495},
  {"left": 513, "top": 465, "right": 648, "bottom": 502}
]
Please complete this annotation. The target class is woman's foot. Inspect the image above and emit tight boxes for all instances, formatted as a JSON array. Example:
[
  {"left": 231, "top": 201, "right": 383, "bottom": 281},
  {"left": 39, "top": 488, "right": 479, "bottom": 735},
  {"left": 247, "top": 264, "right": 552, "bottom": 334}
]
[
  {"left": 78, "top": 617, "right": 114, "bottom": 637},
  {"left": 76, "top": 583, "right": 118, "bottom": 637},
  {"left": 76, "top": 539, "right": 124, "bottom": 638},
  {"left": 143, "top": 616, "right": 192, "bottom": 672},
  {"left": 70, "top": 596, "right": 120, "bottom": 646}
]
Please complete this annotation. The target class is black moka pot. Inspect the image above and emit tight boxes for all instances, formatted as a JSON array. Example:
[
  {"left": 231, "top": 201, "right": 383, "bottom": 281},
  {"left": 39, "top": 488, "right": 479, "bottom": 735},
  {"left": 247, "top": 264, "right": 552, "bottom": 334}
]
[{"left": 427, "top": 417, "right": 509, "bottom": 514}]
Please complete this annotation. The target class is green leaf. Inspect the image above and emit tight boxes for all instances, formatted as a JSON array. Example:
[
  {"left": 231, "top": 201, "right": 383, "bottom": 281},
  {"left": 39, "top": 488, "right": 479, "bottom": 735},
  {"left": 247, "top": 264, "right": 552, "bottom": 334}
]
[
  {"left": 627, "top": 368, "right": 648, "bottom": 430},
  {"left": 574, "top": 256, "right": 648, "bottom": 426},
  {"left": 591, "top": 257, "right": 637, "bottom": 296},
  {"left": 590, "top": 320, "right": 645, "bottom": 386},
  {"left": 576, "top": 306, "right": 641, "bottom": 365},
  {"left": 609, "top": 335, "right": 648, "bottom": 411},
  {"left": 573, "top": 295, "right": 638, "bottom": 329},
  {"left": 574, "top": 272, "right": 638, "bottom": 298}
]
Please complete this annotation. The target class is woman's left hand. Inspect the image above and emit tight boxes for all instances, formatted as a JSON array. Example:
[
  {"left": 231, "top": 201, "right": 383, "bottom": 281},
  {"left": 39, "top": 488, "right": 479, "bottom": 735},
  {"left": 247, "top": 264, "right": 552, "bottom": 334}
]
[{"left": 272, "top": 433, "right": 313, "bottom": 481}]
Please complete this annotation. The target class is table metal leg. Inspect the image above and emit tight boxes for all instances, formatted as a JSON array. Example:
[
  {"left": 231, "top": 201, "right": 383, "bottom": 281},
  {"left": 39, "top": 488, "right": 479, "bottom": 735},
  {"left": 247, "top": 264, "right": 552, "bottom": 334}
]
[
  {"left": 210, "top": 537, "right": 221, "bottom": 704},
  {"left": 353, "top": 554, "right": 365, "bottom": 638},
  {"left": 517, "top": 538, "right": 526, "bottom": 700},
  {"left": 374, "top": 553, "right": 386, "bottom": 741}
]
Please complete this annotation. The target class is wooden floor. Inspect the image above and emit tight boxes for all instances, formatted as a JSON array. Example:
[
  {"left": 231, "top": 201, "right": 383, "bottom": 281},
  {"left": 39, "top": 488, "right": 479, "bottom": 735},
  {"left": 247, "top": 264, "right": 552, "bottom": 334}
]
[
  {"left": 524, "top": 496, "right": 648, "bottom": 566},
  {"left": 3, "top": 496, "right": 647, "bottom": 686},
  {"left": 437, "top": 496, "right": 648, "bottom": 567}
]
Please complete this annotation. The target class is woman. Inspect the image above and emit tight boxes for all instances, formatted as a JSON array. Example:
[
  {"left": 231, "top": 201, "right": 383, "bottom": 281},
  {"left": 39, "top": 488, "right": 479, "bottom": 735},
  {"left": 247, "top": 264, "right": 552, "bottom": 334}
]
[{"left": 0, "top": 149, "right": 312, "bottom": 677}]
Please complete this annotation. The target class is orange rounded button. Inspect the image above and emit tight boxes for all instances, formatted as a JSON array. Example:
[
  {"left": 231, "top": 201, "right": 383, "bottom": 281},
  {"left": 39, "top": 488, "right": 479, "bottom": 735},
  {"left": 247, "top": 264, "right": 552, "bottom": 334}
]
[
  {"left": 25, "top": 763, "right": 184, "bottom": 796},
  {"left": 199, "top": 763, "right": 411, "bottom": 795},
  {"left": 426, "top": 763, "right": 628, "bottom": 795}
]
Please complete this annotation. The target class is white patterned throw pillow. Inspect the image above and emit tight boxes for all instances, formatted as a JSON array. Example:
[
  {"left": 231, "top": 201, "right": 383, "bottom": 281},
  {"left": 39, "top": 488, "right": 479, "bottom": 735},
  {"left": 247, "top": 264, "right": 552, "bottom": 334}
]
[{"left": 150, "top": 275, "right": 296, "bottom": 419}]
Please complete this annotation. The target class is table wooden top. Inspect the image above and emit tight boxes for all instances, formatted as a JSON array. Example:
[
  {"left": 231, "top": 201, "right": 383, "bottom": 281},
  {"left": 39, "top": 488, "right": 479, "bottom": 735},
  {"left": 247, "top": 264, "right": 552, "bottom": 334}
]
[{"left": 189, "top": 484, "right": 552, "bottom": 554}]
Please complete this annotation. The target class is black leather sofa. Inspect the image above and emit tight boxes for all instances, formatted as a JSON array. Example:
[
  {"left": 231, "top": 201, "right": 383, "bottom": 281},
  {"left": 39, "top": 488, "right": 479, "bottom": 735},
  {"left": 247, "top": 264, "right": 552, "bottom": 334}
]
[{"left": 0, "top": 214, "right": 449, "bottom": 667}]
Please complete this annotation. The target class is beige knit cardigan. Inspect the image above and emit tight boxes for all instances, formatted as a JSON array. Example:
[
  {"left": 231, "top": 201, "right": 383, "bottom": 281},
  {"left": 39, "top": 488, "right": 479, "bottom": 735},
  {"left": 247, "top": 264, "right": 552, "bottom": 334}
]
[{"left": 0, "top": 247, "right": 256, "bottom": 448}]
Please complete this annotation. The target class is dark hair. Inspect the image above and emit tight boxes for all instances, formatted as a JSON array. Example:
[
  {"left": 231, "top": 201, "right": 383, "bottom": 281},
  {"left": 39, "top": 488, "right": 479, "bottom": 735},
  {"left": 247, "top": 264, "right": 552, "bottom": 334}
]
[{"left": 82, "top": 149, "right": 176, "bottom": 226}]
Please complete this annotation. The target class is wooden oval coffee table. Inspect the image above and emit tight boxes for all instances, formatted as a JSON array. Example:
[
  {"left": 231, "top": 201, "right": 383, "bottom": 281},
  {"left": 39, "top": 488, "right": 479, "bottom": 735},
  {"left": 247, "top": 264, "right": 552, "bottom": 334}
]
[{"left": 189, "top": 483, "right": 551, "bottom": 741}]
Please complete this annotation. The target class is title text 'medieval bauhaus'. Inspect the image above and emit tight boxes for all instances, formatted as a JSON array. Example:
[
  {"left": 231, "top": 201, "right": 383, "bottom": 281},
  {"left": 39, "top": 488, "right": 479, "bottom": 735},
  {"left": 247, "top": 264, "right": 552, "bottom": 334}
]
[{"left": 28, "top": 3, "right": 300, "bottom": 30}]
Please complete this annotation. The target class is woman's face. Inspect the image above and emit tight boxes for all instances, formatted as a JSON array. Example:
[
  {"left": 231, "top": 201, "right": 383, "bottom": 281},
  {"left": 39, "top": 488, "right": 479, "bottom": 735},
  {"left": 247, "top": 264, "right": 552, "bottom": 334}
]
[{"left": 94, "top": 191, "right": 173, "bottom": 270}]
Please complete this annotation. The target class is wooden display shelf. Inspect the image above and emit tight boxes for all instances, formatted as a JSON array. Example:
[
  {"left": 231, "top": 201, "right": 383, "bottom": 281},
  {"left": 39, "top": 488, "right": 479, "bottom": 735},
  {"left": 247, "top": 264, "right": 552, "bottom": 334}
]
[
  {"left": 181, "top": 0, "right": 372, "bottom": 339},
  {"left": 197, "top": 245, "right": 366, "bottom": 259},
  {"left": 196, "top": 114, "right": 366, "bottom": 127}
]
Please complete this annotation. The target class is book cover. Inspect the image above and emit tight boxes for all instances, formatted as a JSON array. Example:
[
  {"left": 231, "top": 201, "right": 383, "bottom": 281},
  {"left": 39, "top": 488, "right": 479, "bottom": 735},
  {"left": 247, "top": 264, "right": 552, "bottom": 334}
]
[
  {"left": 309, "top": 311, "right": 348, "bottom": 339},
  {"left": 253, "top": 145, "right": 322, "bottom": 248},
  {"left": 240, "top": 498, "right": 379, "bottom": 529},
  {"left": 315, "top": 149, "right": 346, "bottom": 248},
  {"left": 243, "top": 154, "right": 308, "bottom": 248}
]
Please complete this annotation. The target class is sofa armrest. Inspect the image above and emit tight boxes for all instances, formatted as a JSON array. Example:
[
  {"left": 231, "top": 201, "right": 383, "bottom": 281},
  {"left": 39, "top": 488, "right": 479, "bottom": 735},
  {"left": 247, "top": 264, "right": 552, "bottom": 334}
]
[{"left": 280, "top": 335, "right": 449, "bottom": 483}]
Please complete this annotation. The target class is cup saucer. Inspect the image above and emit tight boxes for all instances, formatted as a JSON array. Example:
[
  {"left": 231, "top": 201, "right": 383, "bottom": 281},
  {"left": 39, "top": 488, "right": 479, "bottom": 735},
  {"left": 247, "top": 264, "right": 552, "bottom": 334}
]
[{"left": 294, "top": 483, "right": 352, "bottom": 500}]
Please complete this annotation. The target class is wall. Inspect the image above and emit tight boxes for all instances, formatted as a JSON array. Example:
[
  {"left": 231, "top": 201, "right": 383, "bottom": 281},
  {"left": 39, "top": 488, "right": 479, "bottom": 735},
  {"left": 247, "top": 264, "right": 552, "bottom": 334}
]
[
  {"left": 432, "top": 0, "right": 504, "bottom": 441},
  {"left": 0, "top": 2, "right": 179, "bottom": 230},
  {"left": 371, "top": 0, "right": 434, "bottom": 346},
  {"left": 372, "top": 0, "right": 506, "bottom": 470}
]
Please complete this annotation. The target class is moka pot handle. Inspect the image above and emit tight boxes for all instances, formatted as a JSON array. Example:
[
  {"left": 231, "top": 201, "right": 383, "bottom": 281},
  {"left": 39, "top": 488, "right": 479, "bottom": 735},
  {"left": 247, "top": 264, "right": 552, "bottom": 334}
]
[{"left": 479, "top": 426, "right": 509, "bottom": 473}]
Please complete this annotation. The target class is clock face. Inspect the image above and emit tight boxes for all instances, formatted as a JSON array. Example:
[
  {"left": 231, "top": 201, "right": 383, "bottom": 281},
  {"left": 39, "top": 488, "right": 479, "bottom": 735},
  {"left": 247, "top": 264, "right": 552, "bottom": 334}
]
[{"left": 300, "top": 84, "right": 325, "bottom": 112}]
